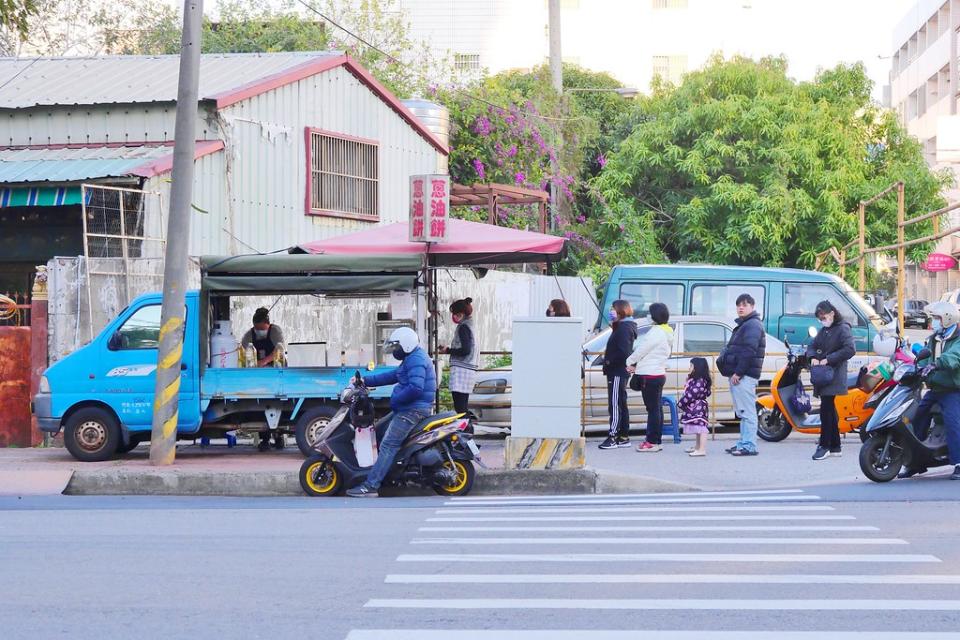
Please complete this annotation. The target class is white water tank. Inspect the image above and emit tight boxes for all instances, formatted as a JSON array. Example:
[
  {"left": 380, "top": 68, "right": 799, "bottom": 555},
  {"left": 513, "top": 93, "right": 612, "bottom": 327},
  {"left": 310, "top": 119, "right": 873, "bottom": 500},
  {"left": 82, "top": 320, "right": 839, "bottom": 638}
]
[
  {"left": 210, "top": 320, "right": 239, "bottom": 368},
  {"left": 402, "top": 98, "right": 450, "bottom": 174}
]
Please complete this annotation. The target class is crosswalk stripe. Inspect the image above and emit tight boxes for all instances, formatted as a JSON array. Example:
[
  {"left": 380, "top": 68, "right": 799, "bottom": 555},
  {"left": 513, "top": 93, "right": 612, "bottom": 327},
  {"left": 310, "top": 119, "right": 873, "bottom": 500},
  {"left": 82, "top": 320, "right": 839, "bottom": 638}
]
[
  {"left": 364, "top": 598, "right": 960, "bottom": 611},
  {"left": 396, "top": 553, "right": 939, "bottom": 563},
  {"left": 346, "top": 631, "right": 960, "bottom": 640},
  {"left": 441, "top": 495, "right": 821, "bottom": 507},
  {"left": 433, "top": 505, "right": 838, "bottom": 516},
  {"left": 410, "top": 536, "right": 906, "bottom": 546},
  {"left": 428, "top": 514, "right": 856, "bottom": 522},
  {"left": 449, "top": 489, "right": 808, "bottom": 502},
  {"left": 418, "top": 525, "right": 878, "bottom": 532},
  {"left": 385, "top": 573, "right": 960, "bottom": 585}
]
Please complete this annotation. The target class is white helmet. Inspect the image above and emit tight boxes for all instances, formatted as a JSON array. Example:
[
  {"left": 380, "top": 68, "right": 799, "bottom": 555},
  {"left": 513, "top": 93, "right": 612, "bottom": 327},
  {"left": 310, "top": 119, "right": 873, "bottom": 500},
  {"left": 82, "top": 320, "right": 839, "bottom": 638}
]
[
  {"left": 924, "top": 301, "right": 959, "bottom": 328},
  {"left": 384, "top": 326, "right": 419, "bottom": 357}
]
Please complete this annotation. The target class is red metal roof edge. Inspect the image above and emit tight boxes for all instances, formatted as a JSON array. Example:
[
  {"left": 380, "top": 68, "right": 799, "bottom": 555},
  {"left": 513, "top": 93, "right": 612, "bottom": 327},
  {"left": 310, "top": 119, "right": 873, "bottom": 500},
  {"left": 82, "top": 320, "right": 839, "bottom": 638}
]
[
  {"left": 127, "top": 140, "right": 225, "bottom": 178},
  {"left": 207, "top": 54, "right": 449, "bottom": 156}
]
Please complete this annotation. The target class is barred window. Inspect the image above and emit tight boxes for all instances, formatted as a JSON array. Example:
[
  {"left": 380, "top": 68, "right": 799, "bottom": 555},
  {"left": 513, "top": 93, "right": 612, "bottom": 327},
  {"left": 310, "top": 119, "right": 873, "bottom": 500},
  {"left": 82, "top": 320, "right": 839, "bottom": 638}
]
[
  {"left": 455, "top": 53, "right": 481, "bottom": 71},
  {"left": 307, "top": 129, "right": 379, "bottom": 220},
  {"left": 652, "top": 0, "right": 687, "bottom": 7}
]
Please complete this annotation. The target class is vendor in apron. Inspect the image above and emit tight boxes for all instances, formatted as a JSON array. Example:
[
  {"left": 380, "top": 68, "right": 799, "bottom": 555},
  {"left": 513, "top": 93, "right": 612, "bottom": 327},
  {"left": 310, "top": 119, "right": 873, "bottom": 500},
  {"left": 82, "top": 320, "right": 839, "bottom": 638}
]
[{"left": 240, "top": 307, "right": 286, "bottom": 451}]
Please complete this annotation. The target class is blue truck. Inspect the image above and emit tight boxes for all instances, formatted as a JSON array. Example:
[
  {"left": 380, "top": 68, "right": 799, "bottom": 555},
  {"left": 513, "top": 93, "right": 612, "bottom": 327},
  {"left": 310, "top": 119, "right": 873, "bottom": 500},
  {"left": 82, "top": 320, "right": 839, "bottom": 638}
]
[{"left": 32, "top": 253, "right": 423, "bottom": 461}]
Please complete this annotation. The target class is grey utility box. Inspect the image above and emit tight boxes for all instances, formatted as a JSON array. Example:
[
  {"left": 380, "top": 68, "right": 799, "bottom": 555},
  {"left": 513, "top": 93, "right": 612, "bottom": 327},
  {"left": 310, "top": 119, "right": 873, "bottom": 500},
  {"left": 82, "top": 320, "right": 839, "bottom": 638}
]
[{"left": 511, "top": 316, "right": 583, "bottom": 439}]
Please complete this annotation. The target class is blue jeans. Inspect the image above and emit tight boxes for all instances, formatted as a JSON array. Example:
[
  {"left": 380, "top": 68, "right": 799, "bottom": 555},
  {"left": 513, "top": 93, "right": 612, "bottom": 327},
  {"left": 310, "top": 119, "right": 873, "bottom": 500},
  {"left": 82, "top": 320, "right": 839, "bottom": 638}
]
[
  {"left": 364, "top": 408, "right": 428, "bottom": 489},
  {"left": 912, "top": 389, "right": 960, "bottom": 466},
  {"left": 730, "top": 376, "right": 759, "bottom": 453}
]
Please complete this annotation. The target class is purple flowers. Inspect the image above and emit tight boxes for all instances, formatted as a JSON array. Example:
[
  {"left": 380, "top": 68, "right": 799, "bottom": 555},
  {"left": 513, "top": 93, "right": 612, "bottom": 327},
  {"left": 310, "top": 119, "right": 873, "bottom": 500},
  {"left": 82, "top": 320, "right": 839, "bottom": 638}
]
[
  {"left": 472, "top": 158, "right": 486, "bottom": 180},
  {"left": 597, "top": 152, "right": 607, "bottom": 168},
  {"left": 514, "top": 172, "right": 525, "bottom": 185}
]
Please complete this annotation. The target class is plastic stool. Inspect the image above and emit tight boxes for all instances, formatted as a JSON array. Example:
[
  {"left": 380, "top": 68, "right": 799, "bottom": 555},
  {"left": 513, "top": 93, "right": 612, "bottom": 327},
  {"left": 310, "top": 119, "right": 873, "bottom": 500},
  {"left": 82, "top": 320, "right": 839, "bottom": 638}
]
[{"left": 661, "top": 396, "right": 681, "bottom": 443}]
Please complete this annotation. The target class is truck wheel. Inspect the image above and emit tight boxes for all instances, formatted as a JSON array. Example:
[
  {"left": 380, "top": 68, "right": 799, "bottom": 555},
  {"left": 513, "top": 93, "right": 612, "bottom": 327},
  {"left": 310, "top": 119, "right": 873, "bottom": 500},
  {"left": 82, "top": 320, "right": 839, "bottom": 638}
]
[
  {"left": 116, "top": 434, "right": 145, "bottom": 454},
  {"left": 64, "top": 407, "right": 121, "bottom": 462},
  {"left": 757, "top": 405, "right": 791, "bottom": 442},
  {"left": 294, "top": 405, "right": 338, "bottom": 456}
]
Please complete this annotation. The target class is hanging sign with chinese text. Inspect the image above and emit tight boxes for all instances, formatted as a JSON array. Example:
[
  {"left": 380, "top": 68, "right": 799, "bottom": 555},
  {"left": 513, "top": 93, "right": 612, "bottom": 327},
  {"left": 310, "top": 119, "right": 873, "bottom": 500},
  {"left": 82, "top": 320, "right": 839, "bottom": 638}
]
[
  {"left": 409, "top": 174, "right": 449, "bottom": 243},
  {"left": 921, "top": 252, "right": 958, "bottom": 272}
]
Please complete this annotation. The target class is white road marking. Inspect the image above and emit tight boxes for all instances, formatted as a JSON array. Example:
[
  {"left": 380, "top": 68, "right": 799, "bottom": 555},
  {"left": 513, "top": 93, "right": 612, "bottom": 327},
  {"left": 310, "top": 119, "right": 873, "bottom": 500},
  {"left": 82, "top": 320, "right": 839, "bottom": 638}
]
[
  {"left": 419, "top": 525, "right": 877, "bottom": 532},
  {"left": 432, "top": 505, "right": 838, "bottom": 516},
  {"left": 440, "top": 495, "right": 821, "bottom": 507},
  {"left": 396, "top": 553, "right": 939, "bottom": 563},
  {"left": 364, "top": 598, "right": 960, "bottom": 611},
  {"left": 410, "top": 536, "right": 906, "bottom": 546},
  {"left": 346, "top": 631, "right": 960, "bottom": 639},
  {"left": 427, "top": 514, "right": 856, "bottom": 523},
  {"left": 448, "top": 489, "right": 808, "bottom": 502},
  {"left": 385, "top": 573, "right": 960, "bottom": 585}
]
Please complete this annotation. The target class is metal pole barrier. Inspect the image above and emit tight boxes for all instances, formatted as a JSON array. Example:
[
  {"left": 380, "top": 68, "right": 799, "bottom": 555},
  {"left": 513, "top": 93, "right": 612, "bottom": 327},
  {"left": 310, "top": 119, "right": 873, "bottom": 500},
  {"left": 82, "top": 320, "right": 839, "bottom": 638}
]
[
  {"left": 149, "top": 0, "right": 203, "bottom": 466},
  {"left": 897, "top": 182, "right": 906, "bottom": 334}
]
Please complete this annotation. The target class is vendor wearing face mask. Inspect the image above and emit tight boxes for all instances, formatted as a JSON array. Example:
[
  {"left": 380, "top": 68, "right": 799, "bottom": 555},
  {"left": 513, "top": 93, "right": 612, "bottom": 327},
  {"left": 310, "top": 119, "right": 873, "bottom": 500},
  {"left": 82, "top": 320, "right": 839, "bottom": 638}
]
[{"left": 241, "top": 307, "right": 285, "bottom": 368}]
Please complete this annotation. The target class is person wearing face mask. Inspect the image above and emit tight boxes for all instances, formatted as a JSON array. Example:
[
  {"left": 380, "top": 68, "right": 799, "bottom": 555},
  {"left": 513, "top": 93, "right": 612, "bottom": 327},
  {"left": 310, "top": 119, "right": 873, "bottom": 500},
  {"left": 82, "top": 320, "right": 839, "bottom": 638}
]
[
  {"left": 240, "top": 307, "right": 286, "bottom": 451},
  {"left": 900, "top": 301, "right": 960, "bottom": 481},
  {"left": 346, "top": 327, "right": 437, "bottom": 497},
  {"left": 806, "top": 300, "right": 856, "bottom": 461},
  {"left": 598, "top": 300, "right": 638, "bottom": 450},
  {"left": 546, "top": 299, "right": 571, "bottom": 317},
  {"left": 438, "top": 298, "right": 478, "bottom": 419}
]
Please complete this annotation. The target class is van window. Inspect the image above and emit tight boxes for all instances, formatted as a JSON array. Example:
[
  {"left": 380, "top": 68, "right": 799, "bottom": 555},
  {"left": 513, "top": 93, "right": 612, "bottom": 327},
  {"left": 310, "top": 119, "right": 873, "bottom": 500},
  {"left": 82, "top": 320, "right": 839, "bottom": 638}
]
[
  {"left": 113, "top": 305, "right": 163, "bottom": 349},
  {"left": 783, "top": 284, "right": 864, "bottom": 327},
  {"left": 683, "top": 322, "right": 729, "bottom": 353},
  {"left": 619, "top": 283, "right": 684, "bottom": 318},
  {"left": 692, "top": 285, "right": 765, "bottom": 317}
]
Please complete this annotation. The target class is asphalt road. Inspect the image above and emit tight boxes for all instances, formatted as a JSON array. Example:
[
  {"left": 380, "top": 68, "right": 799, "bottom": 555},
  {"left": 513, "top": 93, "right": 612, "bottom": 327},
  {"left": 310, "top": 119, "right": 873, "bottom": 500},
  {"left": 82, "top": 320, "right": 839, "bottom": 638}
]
[{"left": 3, "top": 487, "right": 960, "bottom": 639}]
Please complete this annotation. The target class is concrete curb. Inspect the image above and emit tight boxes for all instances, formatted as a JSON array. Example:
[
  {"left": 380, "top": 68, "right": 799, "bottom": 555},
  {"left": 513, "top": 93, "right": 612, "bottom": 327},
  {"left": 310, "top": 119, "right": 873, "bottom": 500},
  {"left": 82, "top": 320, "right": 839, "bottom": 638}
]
[{"left": 64, "top": 466, "right": 700, "bottom": 497}]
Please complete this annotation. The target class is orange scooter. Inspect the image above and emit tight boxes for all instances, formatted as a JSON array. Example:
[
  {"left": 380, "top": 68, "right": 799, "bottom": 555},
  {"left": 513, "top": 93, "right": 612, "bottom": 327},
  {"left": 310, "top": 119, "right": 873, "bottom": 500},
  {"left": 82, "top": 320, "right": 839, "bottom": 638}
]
[{"left": 756, "top": 329, "right": 903, "bottom": 443}]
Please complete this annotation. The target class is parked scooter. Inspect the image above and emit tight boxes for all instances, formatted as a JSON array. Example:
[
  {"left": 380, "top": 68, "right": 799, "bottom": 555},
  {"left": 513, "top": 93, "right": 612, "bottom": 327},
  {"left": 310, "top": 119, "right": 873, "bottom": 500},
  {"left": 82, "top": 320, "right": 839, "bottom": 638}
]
[
  {"left": 298, "top": 373, "right": 480, "bottom": 496},
  {"left": 859, "top": 357, "right": 953, "bottom": 482},
  {"left": 756, "top": 327, "right": 908, "bottom": 443}
]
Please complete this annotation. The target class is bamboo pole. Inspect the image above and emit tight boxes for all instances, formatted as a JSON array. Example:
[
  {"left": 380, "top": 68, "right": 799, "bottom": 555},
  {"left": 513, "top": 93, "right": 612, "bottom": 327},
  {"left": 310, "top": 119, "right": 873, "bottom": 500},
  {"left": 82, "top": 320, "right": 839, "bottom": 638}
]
[
  {"left": 861, "top": 182, "right": 901, "bottom": 207},
  {"left": 858, "top": 201, "right": 866, "bottom": 292},
  {"left": 897, "top": 182, "right": 906, "bottom": 333},
  {"left": 901, "top": 200, "right": 960, "bottom": 227}
]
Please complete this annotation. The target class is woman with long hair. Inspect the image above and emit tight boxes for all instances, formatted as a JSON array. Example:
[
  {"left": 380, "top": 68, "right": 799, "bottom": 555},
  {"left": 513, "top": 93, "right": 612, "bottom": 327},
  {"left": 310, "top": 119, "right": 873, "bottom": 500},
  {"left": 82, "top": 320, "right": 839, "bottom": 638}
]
[{"left": 599, "top": 299, "right": 637, "bottom": 449}]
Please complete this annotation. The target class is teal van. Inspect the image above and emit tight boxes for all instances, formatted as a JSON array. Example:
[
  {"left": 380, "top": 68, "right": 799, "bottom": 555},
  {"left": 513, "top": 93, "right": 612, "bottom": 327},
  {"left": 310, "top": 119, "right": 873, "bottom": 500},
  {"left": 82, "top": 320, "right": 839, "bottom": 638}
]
[{"left": 597, "top": 265, "right": 885, "bottom": 351}]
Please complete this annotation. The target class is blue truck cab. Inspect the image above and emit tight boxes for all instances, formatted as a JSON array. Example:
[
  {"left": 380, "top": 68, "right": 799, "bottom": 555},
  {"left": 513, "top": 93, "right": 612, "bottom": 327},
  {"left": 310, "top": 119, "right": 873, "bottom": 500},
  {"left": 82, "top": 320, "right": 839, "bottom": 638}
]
[
  {"left": 33, "top": 290, "right": 398, "bottom": 461},
  {"left": 597, "top": 264, "right": 886, "bottom": 352},
  {"left": 34, "top": 252, "right": 424, "bottom": 461}
]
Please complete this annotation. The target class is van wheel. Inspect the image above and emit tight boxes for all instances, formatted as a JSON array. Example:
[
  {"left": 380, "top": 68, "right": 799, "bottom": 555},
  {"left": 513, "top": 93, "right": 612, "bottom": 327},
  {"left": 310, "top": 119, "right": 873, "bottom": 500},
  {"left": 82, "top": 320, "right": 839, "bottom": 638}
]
[
  {"left": 294, "top": 406, "right": 338, "bottom": 456},
  {"left": 757, "top": 405, "right": 791, "bottom": 442},
  {"left": 116, "top": 434, "right": 145, "bottom": 454},
  {"left": 64, "top": 407, "right": 121, "bottom": 462}
]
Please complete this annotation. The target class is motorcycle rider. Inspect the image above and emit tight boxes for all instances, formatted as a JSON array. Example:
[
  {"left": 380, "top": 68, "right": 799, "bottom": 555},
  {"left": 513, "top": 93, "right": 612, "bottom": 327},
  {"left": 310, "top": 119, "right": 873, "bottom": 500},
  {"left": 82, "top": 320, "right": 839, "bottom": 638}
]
[
  {"left": 346, "top": 327, "right": 437, "bottom": 497},
  {"left": 899, "top": 301, "right": 960, "bottom": 481}
]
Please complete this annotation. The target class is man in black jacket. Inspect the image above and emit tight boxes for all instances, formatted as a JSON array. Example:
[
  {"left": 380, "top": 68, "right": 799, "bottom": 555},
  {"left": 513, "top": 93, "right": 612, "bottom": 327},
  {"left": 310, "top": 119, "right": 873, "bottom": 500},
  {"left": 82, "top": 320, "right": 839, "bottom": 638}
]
[{"left": 719, "top": 294, "right": 766, "bottom": 456}]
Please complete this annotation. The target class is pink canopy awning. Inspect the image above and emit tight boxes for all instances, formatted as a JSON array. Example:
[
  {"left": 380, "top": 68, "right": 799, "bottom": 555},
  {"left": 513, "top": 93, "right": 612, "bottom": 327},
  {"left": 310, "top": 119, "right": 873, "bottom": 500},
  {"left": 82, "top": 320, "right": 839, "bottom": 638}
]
[{"left": 294, "top": 219, "right": 566, "bottom": 266}]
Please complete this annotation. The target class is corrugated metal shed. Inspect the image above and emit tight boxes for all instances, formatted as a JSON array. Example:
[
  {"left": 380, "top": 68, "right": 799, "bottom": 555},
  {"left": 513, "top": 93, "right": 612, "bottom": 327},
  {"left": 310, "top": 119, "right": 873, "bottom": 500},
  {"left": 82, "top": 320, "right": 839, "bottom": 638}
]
[
  {"left": 0, "top": 145, "right": 174, "bottom": 182},
  {"left": 0, "top": 52, "right": 340, "bottom": 109}
]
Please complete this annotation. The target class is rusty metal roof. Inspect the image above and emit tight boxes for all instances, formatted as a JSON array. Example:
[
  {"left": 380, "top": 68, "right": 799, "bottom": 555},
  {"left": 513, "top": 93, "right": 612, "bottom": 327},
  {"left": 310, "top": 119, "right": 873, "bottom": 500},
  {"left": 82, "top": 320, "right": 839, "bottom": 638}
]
[{"left": 0, "top": 52, "right": 341, "bottom": 109}]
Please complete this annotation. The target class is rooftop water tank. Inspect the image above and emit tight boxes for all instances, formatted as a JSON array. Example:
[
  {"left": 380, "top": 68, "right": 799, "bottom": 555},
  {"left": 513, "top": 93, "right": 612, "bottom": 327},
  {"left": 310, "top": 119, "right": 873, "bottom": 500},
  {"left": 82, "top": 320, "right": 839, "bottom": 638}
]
[{"left": 402, "top": 98, "right": 450, "bottom": 174}]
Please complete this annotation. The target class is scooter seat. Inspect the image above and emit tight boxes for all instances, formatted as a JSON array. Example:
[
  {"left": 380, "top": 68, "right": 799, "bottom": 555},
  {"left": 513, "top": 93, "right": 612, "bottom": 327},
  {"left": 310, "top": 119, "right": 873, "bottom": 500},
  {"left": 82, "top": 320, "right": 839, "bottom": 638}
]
[{"left": 415, "top": 410, "right": 460, "bottom": 433}]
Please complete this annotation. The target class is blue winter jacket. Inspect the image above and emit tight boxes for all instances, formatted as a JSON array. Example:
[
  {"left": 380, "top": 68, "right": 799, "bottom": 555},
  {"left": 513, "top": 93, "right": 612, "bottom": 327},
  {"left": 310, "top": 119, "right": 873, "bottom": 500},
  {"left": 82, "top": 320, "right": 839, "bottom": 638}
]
[{"left": 364, "top": 346, "right": 436, "bottom": 412}]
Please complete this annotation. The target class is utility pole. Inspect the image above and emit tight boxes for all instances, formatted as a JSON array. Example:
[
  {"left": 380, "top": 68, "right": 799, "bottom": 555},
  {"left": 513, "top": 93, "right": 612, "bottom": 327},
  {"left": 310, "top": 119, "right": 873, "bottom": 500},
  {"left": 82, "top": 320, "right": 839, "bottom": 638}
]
[
  {"left": 150, "top": 0, "right": 203, "bottom": 466},
  {"left": 548, "top": 0, "right": 562, "bottom": 236}
]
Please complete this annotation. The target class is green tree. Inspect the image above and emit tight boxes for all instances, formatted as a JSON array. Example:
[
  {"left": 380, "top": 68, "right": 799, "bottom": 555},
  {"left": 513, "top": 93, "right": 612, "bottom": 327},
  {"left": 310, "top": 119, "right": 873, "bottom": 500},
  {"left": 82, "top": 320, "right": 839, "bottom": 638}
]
[
  {"left": 589, "top": 55, "right": 952, "bottom": 282},
  {"left": 0, "top": 0, "right": 35, "bottom": 39}
]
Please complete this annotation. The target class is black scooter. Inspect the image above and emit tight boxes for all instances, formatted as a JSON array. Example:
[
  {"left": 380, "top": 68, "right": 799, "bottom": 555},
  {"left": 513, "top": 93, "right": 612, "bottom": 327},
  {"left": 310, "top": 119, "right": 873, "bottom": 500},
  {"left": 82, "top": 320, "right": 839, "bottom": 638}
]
[
  {"left": 298, "top": 373, "right": 480, "bottom": 496},
  {"left": 859, "top": 359, "right": 952, "bottom": 482}
]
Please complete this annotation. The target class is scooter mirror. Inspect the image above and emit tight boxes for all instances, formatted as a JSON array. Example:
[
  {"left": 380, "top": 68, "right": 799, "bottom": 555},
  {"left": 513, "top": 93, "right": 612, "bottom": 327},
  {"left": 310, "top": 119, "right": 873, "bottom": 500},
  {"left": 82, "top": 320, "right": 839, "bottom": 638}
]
[{"left": 807, "top": 326, "right": 818, "bottom": 339}]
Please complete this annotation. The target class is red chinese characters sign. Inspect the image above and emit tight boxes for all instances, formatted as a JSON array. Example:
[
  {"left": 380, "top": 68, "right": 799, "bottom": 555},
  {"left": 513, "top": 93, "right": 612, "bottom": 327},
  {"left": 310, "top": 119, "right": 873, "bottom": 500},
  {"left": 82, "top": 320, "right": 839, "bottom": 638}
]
[
  {"left": 409, "top": 174, "right": 449, "bottom": 243},
  {"left": 921, "top": 253, "right": 958, "bottom": 272}
]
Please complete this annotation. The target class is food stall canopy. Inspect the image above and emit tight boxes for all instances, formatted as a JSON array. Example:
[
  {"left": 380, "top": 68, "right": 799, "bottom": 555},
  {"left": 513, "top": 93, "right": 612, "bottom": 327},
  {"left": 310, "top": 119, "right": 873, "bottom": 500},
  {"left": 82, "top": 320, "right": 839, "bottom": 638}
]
[
  {"left": 292, "top": 219, "right": 566, "bottom": 266},
  {"left": 199, "top": 253, "right": 422, "bottom": 294}
]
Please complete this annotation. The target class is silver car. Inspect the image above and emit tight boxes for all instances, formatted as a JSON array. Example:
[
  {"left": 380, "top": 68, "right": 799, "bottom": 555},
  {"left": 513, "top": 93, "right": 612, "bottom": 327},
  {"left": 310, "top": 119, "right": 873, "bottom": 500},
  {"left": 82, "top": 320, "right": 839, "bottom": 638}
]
[{"left": 469, "top": 315, "right": 788, "bottom": 432}]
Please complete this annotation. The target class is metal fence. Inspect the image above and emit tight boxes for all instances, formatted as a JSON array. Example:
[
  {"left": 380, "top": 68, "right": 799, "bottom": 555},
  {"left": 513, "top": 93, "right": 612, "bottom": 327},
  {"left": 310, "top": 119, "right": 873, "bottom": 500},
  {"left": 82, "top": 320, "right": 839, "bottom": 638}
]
[{"left": 0, "top": 292, "right": 30, "bottom": 327}]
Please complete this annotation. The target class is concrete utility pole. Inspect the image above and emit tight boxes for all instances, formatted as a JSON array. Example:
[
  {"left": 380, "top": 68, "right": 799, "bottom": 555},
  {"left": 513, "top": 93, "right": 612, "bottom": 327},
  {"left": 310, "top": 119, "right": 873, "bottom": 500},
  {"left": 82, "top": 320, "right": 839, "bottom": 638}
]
[
  {"left": 150, "top": 0, "right": 204, "bottom": 466},
  {"left": 548, "top": 0, "right": 562, "bottom": 95}
]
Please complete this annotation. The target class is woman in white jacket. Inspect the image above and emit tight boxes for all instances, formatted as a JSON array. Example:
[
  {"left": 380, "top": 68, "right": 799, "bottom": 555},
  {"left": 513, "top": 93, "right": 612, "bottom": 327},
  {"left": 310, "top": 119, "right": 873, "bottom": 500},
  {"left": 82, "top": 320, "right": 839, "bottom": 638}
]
[{"left": 626, "top": 302, "right": 674, "bottom": 452}]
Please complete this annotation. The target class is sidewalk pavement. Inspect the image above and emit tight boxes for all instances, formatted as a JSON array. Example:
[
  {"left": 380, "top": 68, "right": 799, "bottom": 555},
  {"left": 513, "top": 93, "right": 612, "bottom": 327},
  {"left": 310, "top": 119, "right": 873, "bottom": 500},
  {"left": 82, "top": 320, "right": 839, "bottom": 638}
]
[{"left": 0, "top": 439, "right": 693, "bottom": 497}]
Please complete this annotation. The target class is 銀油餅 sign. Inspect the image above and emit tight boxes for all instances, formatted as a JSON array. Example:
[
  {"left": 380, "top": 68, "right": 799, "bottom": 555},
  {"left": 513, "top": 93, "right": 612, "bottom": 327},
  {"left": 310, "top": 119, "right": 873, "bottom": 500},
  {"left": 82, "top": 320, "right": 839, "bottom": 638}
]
[
  {"left": 921, "top": 253, "right": 958, "bottom": 272},
  {"left": 409, "top": 175, "right": 449, "bottom": 243}
]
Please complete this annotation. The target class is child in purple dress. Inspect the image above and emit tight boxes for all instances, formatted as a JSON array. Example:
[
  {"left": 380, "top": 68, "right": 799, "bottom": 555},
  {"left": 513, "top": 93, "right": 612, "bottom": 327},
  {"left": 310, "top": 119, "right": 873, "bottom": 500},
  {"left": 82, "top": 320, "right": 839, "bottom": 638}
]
[{"left": 679, "top": 357, "right": 712, "bottom": 457}]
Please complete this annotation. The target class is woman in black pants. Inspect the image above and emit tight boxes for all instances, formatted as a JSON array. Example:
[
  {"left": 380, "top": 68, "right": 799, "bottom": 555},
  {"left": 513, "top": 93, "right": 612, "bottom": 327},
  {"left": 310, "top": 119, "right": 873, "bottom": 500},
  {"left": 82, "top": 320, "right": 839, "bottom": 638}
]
[
  {"left": 626, "top": 303, "right": 674, "bottom": 452},
  {"left": 806, "top": 300, "right": 856, "bottom": 461},
  {"left": 599, "top": 300, "right": 637, "bottom": 450}
]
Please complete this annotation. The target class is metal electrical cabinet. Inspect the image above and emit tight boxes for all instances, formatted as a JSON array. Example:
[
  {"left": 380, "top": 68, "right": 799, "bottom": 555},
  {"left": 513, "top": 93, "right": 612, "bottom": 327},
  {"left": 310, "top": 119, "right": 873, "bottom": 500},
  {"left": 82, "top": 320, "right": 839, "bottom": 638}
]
[{"left": 511, "top": 317, "right": 583, "bottom": 439}]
